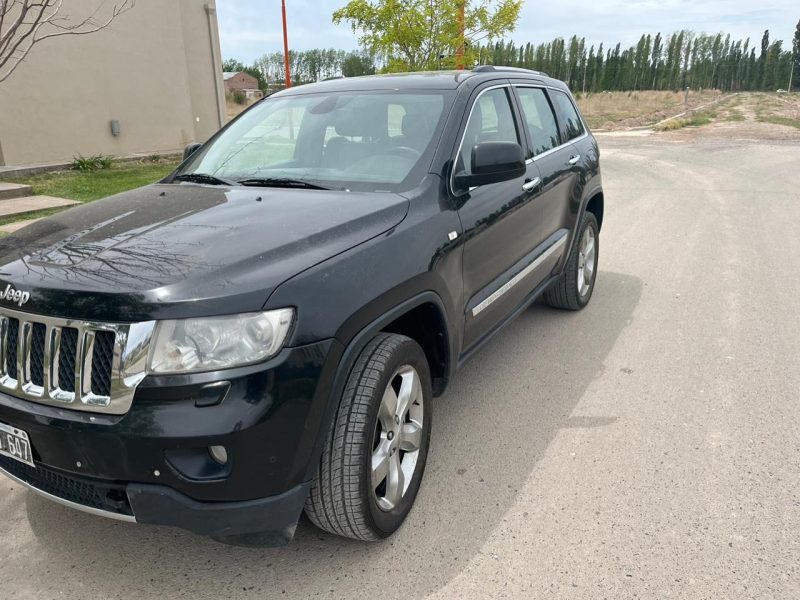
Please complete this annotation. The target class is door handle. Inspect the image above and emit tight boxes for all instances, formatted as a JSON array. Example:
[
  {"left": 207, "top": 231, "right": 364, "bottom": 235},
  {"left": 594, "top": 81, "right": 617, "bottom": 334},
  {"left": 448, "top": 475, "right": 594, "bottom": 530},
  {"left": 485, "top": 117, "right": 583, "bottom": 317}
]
[
  {"left": 568, "top": 154, "right": 581, "bottom": 166},
  {"left": 522, "top": 177, "right": 541, "bottom": 192}
]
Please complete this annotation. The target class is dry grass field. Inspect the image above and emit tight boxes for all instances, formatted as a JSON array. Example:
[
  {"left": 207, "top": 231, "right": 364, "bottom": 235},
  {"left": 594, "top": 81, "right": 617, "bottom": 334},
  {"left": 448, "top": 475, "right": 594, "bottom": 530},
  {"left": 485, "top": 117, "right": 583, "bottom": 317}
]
[
  {"left": 576, "top": 89, "right": 725, "bottom": 130},
  {"left": 751, "top": 92, "right": 800, "bottom": 128},
  {"left": 227, "top": 98, "right": 257, "bottom": 121}
]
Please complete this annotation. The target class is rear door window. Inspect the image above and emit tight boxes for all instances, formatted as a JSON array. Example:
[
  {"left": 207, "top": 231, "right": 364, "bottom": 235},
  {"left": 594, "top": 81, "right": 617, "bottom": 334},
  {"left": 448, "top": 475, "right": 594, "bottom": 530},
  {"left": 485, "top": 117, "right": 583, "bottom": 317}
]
[
  {"left": 515, "top": 87, "right": 561, "bottom": 156},
  {"left": 549, "top": 90, "right": 585, "bottom": 141}
]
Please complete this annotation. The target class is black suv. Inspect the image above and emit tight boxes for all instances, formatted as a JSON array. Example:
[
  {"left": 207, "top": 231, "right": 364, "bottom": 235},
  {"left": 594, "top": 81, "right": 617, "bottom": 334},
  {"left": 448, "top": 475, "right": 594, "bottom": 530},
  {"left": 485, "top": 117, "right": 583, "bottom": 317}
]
[{"left": 0, "top": 67, "right": 602, "bottom": 545}]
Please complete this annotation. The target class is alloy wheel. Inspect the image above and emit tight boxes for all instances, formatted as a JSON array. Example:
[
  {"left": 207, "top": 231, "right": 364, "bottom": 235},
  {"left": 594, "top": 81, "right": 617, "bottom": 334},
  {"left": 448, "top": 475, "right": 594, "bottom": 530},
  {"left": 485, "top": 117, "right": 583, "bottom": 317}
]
[
  {"left": 371, "top": 365, "right": 424, "bottom": 511},
  {"left": 576, "top": 226, "right": 596, "bottom": 297}
]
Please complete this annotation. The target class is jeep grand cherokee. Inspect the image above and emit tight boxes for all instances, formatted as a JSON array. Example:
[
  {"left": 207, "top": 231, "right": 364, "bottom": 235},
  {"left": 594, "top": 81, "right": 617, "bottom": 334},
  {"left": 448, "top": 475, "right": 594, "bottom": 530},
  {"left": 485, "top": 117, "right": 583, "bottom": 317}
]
[{"left": 0, "top": 67, "right": 603, "bottom": 545}]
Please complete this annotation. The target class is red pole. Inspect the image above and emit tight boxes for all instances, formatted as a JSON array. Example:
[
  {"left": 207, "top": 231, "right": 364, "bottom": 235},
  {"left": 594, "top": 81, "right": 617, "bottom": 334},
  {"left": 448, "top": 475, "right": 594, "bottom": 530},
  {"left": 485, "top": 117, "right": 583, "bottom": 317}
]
[
  {"left": 455, "top": 1, "right": 465, "bottom": 70},
  {"left": 282, "top": 0, "right": 292, "bottom": 88}
]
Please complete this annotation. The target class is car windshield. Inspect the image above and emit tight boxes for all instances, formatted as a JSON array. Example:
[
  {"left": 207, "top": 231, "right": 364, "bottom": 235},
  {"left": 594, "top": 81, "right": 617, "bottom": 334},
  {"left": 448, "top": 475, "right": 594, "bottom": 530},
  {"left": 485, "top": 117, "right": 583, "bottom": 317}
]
[{"left": 177, "top": 89, "right": 454, "bottom": 193}]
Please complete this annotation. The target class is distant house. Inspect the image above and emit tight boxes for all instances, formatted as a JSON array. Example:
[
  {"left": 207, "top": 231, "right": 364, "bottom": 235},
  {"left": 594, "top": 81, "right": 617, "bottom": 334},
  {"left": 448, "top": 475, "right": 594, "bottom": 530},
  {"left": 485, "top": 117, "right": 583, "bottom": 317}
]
[{"left": 223, "top": 72, "right": 264, "bottom": 99}]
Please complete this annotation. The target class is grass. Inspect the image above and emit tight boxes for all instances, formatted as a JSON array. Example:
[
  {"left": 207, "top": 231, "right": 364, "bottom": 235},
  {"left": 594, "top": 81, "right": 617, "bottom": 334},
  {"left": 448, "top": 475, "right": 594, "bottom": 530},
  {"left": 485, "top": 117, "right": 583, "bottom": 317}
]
[
  {"left": 751, "top": 92, "right": 800, "bottom": 129},
  {"left": 9, "top": 161, "right": 179, "bottom": 202},
  {"left": 656, "top": 110, "right": 717, "bottom": 131},
  {"left": 725, "top": 108, "right": 746, "bottom": 122},
  {"left": 2, "top": 160, "right": 180, "bottom": 226},
  {"left": 757, "top": 115, "right": 800, "bottom": 129}
]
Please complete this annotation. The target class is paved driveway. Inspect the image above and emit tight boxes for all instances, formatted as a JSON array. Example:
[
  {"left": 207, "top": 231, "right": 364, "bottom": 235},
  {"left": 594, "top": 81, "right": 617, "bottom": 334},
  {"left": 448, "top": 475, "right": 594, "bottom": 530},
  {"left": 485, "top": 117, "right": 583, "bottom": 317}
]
[{"left": 1, "top": 123, "right": 799, "bottom": 599}]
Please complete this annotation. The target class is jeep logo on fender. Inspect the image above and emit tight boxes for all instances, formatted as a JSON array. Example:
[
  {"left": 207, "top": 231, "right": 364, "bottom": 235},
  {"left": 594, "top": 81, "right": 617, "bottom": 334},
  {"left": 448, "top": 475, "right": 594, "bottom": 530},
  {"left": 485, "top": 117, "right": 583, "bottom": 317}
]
[{"left": 0, "top": 284, "right": 30, "bottom": 307}]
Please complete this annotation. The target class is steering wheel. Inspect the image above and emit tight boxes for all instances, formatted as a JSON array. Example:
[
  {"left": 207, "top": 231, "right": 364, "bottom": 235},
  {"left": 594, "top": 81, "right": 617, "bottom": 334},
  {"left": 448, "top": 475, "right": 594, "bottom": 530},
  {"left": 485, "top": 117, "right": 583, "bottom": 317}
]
[{"left": 386, "top": 146, "right": 422, "bottom": 160}]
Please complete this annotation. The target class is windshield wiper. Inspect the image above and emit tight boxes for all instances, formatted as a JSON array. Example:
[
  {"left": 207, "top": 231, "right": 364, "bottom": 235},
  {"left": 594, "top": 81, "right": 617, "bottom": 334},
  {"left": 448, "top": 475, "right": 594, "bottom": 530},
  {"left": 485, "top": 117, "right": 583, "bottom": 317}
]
[
  {"left": 173, "top": 173, "right": 238, "bottom": 186},
  {"left": 237, "top": 177, "right": 330, "bottom": 190}
]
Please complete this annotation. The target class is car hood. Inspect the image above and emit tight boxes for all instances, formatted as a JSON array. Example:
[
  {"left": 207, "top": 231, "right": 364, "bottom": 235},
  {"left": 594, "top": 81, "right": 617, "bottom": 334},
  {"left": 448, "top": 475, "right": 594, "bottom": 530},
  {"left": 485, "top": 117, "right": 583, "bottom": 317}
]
[{"left": 0, "top": 184, "right": 409, "bottom": 321}]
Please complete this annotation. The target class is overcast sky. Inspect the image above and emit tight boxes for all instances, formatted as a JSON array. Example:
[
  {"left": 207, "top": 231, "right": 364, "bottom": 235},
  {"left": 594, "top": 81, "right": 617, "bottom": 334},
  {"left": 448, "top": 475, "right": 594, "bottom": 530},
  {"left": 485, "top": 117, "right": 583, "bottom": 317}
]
[{"left": 217, "top": 1, "right": 799, "bottom": 63}]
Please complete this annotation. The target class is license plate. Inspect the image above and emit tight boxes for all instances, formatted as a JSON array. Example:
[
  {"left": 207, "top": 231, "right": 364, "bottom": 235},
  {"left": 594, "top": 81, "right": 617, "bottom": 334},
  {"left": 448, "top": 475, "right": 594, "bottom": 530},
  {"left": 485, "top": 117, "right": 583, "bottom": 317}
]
[{"left": 0, "top": 422, "right": 35, "bottom": 467}]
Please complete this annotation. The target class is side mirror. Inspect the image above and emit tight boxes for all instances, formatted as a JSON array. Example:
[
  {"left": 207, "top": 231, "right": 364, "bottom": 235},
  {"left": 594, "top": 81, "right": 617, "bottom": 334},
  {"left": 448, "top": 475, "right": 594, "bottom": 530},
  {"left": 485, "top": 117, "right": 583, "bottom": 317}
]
[
  {"left": 183, "top": 142, "right": 203, "bottom": 160},
  {"left": 454, "top": 141, "right": 526, "bottom": 191}
]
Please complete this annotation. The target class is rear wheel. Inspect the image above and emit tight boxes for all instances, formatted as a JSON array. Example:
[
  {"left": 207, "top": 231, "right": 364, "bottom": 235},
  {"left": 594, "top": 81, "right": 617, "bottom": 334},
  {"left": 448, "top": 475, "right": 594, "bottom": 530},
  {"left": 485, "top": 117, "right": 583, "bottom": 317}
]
[
  {"left": 545, "top": 212, "right": 599, "bottom": 310},
  {"left": 305, "top": 333, "right": 432, "bottom": 540}
]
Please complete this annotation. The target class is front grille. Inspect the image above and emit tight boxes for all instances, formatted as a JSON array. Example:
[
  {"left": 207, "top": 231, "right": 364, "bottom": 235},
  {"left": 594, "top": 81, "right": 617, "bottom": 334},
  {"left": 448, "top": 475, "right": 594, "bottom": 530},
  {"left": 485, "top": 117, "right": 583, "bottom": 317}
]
[
  {"left": 0, "top": 308, "right": 155, "bottom": 415},
  {"left": 0, "top": 454, "right": 133, "bottom": 517},
  {"left": 0, "top": 316, "right": 115, "bottom": 398}
]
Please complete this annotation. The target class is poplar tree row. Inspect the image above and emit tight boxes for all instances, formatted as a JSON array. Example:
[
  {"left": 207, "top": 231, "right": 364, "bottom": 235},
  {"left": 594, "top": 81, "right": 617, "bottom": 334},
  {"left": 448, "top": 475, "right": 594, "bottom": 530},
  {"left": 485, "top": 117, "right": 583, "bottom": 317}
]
[{"left": 481, "top": 26, "right": 800, "bottom": 93}]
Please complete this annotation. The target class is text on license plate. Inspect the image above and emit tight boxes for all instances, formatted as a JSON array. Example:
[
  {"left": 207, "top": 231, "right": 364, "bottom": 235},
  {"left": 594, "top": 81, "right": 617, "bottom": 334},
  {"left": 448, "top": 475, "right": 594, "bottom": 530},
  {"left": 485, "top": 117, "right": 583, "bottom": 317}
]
[{"left": 0, "top": 422, "right": 35, "bottom": 468}]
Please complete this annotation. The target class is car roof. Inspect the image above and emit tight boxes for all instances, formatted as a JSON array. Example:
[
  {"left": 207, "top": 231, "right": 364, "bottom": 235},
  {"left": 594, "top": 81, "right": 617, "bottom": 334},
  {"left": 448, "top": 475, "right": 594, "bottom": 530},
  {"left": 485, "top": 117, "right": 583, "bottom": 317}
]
[{"left": 271, "top": 68, "right": 571, "bottom": 97}]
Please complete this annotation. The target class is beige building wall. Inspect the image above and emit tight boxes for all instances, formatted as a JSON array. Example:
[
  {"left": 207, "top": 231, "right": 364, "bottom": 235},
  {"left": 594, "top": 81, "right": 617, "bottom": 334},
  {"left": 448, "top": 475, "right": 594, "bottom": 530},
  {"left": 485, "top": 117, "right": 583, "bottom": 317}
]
[{"left": 0, "top": 0, "right": 226, "bottom": 167}]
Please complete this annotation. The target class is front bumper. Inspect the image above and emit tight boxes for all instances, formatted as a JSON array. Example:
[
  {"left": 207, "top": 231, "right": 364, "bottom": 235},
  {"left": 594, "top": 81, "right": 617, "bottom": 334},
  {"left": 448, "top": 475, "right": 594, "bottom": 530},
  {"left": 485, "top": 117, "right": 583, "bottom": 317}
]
[
  {"left": 0, "top": 455, "right": 311, "bottom": 543},
  {"left": 0, "top": 338, "right": 343, "bottom": 543}
]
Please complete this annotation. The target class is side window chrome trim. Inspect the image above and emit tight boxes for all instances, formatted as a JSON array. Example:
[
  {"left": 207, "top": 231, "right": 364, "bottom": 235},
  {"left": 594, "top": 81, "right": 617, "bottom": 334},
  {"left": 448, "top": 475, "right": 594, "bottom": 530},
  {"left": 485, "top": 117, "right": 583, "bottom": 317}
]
[
  {"left": 450, "top": 83, "right": 516, "bottom": 197},
  {"left": 513, "top": 84, "right": 589, "bottom": 161}
]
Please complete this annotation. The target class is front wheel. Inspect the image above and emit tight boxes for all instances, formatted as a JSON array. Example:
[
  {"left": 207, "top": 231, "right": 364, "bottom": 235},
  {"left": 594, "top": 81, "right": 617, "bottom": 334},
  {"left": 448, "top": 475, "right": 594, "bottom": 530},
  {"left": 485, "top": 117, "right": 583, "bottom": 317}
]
[
  {"left": 545, "top": 212, "right": 599, "bottom": 310},
  {"left": 305, "top": 333, "right": 432, "bottom": 540}
]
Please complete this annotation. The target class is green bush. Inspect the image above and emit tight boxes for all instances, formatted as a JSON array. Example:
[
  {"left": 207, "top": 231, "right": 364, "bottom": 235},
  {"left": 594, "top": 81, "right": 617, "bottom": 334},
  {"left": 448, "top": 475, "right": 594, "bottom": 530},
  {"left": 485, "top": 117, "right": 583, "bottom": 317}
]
[
  {"left": 232, "top": 90, "right": 246, "bottom": 105},
  {"left": 71, "top": 154, "right": 114, "bottom": 171}
]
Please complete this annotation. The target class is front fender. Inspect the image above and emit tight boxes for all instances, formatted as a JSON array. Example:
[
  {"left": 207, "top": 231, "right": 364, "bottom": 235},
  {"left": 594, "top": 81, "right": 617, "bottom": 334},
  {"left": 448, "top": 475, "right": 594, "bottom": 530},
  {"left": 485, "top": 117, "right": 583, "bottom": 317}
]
[{"left": 264, "top": 189, "right": 463, "bottom": 353}]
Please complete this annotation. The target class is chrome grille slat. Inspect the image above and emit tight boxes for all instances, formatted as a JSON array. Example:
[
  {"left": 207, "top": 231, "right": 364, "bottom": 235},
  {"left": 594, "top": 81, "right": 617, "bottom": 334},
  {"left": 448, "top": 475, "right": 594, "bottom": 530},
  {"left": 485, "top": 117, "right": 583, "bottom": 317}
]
[
  {"left": 30, "top": 322, "right": 46, "bottom": 389},
  {"left": 78, "top": 329, "right": 94, "bottom": 400},
  {"left": 5, "top": 318, "right": 18, "bottom": 381},
  {"left": 0, "top": 308, "right": 156, "bottom": 415},
  {"left": 46, "top": 326, "right": 59, "bottom": 396},
  {"left": 0, "top": 317, "right": 7, "bottom": 378},
  {"left": 57, "top": 327, "right": 78, "bottom": 395},
  {"left": 18, "top": 320, "right": 31, "bottom": 392}
]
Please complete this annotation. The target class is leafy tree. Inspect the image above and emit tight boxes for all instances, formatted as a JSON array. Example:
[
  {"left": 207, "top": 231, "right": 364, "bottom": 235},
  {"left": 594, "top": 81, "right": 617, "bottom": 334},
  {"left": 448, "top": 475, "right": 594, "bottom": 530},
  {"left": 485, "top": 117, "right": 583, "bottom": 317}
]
[
  {"left": 253, "top": 49, "right": 359, "bottom": 85},
  {"left": 758, "top": 29, "right": 770, "bottom": 88},
  {"left": 342, "top": 51, "right": 377, "bottom": 77},
  {"left": 332, "top": 0, "right": 523, "bottom": 71},
  {"left": 763, "top": 40, "right": 781, "bottom": 90},
  {"left": 222, "top": 58, "right": 245, "bottom": 72},
  {"left": 650, "top": 33, "right": 663, "bottom": 89},
  {"left": 791, "top": 19, "right": 800, "bottom": 91}
]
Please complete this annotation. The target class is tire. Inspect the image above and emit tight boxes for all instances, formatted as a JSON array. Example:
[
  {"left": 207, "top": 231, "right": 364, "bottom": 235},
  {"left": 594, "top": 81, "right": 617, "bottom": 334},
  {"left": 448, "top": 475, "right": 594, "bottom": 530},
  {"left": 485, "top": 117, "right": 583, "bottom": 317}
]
[
  {"left": 545, "top": 211, "right": 599, "bottom": 310},
  {"left": 305, "top": 333, "right": 432, "bottom": 540}
]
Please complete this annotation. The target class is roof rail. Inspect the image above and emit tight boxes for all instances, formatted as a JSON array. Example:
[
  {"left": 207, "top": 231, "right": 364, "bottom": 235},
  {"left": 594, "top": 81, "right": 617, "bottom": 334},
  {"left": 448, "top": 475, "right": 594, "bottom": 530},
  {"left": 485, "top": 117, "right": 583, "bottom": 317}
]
[{"left": 472, "top": 65, "right": 549, "bottom": 77}]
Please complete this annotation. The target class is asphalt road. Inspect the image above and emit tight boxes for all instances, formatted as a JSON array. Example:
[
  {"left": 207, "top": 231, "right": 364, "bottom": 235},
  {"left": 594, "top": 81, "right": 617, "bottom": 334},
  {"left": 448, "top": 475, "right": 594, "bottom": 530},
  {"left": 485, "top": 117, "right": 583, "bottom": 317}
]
[{"left": 1, "top": 123, "right": 799, "bottom": 599}]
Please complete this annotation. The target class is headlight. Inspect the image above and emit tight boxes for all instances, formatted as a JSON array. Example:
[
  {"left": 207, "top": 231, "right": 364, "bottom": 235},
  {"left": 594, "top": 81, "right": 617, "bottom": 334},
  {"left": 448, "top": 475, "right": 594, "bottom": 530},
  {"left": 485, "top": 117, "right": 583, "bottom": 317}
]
[{"left": 148, "top": 309, "right": 294, "bottom": 374}]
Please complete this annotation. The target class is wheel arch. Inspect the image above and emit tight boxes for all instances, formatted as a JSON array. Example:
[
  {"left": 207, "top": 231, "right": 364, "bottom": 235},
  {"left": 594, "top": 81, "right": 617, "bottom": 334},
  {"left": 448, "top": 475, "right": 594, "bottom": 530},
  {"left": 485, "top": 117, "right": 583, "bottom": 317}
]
[
  {"left": 564, "top": 186, "right": 604, "bottom": 266},
  {"left": 336, "top": 291, "right": 454, "bottom": 397},
  {"left": 585, "top": 190, "right": 604, "bottom": 231}
]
